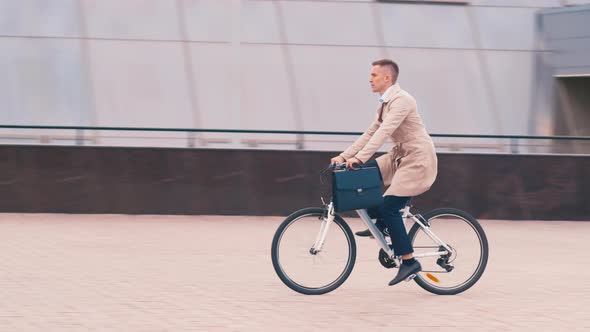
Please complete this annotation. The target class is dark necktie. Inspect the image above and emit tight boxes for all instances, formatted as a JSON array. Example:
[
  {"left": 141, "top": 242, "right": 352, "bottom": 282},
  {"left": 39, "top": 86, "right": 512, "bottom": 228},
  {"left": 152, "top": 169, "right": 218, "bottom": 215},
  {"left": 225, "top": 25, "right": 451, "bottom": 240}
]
[{"left": 378, "top": 102, "right": 386, "bottom": 123}]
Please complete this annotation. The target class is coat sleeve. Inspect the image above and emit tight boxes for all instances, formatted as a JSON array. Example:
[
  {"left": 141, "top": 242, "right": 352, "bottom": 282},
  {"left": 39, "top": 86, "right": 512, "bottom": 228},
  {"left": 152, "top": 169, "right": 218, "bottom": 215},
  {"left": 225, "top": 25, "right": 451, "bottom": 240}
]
[
  {"left": 354, "top": 97, "right": 413, "bottom": 163},
  {"left": 339, "top": 113, "right": 381, "bottom": 160}
]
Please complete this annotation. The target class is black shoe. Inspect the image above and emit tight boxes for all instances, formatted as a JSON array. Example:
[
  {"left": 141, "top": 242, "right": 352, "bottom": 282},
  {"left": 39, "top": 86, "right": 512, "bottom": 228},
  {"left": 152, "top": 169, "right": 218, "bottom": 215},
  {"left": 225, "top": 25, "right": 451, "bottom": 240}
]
[
  {"left": 355, "top": 227, "right": 389, "bottom": 238},
  {"left": 388, "top": 260, "right": 422, "bottom": 286}
]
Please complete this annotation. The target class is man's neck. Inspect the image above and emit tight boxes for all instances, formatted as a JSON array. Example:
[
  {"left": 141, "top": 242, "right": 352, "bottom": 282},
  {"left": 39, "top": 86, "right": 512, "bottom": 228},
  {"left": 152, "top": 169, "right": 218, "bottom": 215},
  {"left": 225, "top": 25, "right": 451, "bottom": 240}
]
[{"left": 379, "top": 83, "right": 394, "bottom": 96}]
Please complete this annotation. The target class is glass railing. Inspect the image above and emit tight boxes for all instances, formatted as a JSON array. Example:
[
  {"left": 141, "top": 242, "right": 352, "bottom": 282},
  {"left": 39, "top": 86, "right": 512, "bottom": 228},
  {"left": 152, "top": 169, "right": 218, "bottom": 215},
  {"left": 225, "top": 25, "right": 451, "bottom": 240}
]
[{"left": 1, "top": 125, "right": 590, "bottom": 155}]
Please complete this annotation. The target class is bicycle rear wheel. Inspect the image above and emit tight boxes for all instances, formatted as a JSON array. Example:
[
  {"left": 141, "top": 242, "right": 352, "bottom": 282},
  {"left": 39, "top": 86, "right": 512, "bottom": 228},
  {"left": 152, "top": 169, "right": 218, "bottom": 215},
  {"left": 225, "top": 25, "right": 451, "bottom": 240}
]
[
  {"left": 408, "top": 208, "right": 488, "bottom": 295},
  {"left": 271, "top": 207, "right": 356, "bottom": 295}
]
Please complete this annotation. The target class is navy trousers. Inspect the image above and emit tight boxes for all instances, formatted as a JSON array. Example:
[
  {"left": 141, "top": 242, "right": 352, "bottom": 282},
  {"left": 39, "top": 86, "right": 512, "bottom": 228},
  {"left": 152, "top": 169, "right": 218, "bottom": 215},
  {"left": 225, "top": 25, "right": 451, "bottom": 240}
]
[{"left": 364, "top": 160, "right": 413, "bottom": 256}]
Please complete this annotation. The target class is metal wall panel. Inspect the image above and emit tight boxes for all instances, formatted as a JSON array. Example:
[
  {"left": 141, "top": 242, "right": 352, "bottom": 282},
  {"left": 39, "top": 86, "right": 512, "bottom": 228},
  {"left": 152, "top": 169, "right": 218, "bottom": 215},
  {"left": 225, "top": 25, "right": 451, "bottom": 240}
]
[
  {"left": 89, "top": 40, "right": 194, "bottom": 127},
  {"left": 81, "top": 0, "right": 181, "bottom": 40},
  {"left": 0, "top": 0, "right": 81, "bottom": 37},
  {"left": 0, "top": 38, "right": 91, "bottom": 125},
  {"left": 540, "top": 5, "right": 590, "bottom": 76},
  {"left": 0, "top": 0, "right": 573, "bottom": 146},
  {"left": 182, "top": 0, "right": 232, "bottom": 42}
]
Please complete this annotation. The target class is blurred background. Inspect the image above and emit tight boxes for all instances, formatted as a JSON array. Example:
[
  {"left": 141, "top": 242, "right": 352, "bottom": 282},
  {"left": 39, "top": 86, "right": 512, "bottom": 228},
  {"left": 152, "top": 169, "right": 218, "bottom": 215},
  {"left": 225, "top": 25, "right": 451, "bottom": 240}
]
[
  {"left": 1, "top": 0, "right": 590, "bottom": 153},
  {"left": 1, "top": 0, "right": 590, "bottom": 219},
  {"left": 2, "top": 4, "right": 590, "bottom": 331}
]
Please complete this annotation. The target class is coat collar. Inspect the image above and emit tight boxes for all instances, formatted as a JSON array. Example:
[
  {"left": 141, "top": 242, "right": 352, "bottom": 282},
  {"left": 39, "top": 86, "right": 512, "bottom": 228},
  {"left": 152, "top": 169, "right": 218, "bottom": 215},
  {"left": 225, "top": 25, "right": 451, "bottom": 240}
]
[{"left": 379, "top": 82, "right": 401, "bottom": 103}]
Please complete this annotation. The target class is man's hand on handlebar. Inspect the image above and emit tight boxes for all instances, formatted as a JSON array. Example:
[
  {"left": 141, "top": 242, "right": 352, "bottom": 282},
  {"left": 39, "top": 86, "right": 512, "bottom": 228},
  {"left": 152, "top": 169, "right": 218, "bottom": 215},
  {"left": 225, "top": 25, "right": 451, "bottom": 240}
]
[
  {"left": 329, "top": 155, "right": 362, "bottom": 170},
  {"left": 346, "top": 157, "right": 362, "bottom": 170},
  {"left": 330, "top": 155, "right": 345, "bottom": 165}
]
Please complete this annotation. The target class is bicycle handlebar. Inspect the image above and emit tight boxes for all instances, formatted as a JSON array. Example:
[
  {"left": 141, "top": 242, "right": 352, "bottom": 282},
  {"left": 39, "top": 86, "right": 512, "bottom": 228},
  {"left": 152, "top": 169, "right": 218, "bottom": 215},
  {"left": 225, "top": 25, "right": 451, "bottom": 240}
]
[
  {"left": 320, "top": 161, "right": 370, "bottom": 185},
  {"left": 329, "top": 162, "right": 364, "bottom": 171}
]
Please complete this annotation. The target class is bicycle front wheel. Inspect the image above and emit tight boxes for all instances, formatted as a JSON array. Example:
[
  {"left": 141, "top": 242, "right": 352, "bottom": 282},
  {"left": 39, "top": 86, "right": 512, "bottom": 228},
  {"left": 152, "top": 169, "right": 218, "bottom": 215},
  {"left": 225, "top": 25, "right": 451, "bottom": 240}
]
[
  {"left": 408, "top": 208, "right": 489, "bottom": 295},
  {"left": 271, "top": 207, "right": 356, "bottom": 295}
]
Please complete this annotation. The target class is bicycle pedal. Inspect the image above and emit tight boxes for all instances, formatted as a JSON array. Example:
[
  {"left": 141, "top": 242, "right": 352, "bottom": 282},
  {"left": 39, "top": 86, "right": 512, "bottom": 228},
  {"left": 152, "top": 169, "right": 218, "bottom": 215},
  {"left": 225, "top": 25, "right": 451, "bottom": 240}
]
[{"left": 405, "top": 274, "right": 417, "bottom": 282}]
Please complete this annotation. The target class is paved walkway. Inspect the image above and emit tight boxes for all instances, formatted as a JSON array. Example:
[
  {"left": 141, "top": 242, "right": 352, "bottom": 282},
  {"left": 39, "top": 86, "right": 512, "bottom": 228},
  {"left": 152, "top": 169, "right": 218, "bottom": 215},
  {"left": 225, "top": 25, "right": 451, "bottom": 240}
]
[{"left": 0, "top": 214, "right": 589, "bottom": 331}]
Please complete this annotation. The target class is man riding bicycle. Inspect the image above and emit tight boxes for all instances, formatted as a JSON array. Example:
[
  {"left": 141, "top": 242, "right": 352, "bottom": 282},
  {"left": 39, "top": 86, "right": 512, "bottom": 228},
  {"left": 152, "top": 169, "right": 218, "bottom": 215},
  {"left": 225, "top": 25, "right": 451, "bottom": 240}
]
[{"left": 330, "top": 59, "right": 438, "bottom": 286}]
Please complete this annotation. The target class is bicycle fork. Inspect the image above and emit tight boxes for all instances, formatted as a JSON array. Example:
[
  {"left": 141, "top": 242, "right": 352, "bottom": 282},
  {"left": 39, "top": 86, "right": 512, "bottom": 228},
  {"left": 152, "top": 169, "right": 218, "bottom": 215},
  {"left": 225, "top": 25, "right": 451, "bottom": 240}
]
[{"left": 310, "top": 202, "right": 335, "bottom": 254}]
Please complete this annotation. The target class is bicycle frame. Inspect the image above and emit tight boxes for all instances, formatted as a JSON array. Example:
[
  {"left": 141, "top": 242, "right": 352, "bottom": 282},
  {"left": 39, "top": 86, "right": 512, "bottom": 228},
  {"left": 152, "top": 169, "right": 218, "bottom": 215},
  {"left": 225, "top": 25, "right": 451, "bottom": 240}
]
[{"left": 311, "top": 201, "right": 453, "bottom": 261}]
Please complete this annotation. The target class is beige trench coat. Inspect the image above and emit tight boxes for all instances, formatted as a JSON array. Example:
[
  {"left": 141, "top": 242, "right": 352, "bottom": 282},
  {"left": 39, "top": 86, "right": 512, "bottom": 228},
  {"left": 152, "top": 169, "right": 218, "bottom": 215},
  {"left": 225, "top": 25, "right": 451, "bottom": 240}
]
[{"left": 340, "top": 83, "right": 438, "bottom": 197}]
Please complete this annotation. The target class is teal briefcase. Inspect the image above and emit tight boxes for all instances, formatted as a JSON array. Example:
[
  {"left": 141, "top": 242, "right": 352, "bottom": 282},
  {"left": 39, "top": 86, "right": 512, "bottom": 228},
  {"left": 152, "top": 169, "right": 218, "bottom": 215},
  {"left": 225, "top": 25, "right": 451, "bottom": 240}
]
[{"left": 332, "top": 166, "right": 383, "bottom": 212}]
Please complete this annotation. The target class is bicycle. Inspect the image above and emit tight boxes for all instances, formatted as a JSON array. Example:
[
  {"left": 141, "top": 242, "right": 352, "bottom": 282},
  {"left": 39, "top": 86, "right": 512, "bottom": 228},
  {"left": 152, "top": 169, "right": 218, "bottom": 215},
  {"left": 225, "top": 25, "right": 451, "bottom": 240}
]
[{"left": 271, "top": 162, "right": 489, "bottom": 295}]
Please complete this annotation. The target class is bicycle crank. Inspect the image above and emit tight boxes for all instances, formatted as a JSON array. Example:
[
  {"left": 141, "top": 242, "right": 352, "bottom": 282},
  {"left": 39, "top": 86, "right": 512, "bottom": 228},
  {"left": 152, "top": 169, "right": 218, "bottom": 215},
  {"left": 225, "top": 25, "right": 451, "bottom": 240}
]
[{"left": 378, "top": 248, "right": 397, "bottom": 269}]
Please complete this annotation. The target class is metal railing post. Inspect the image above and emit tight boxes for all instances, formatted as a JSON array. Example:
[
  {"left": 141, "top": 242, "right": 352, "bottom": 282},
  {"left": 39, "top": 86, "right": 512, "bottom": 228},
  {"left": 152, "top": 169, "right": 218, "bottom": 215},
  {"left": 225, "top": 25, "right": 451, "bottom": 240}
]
[
  {"left": 511, "top": 138, "right": 518, "bottom": 154},
  {"left": 76, "top": 129, "right": 84, "bottom": 146}
]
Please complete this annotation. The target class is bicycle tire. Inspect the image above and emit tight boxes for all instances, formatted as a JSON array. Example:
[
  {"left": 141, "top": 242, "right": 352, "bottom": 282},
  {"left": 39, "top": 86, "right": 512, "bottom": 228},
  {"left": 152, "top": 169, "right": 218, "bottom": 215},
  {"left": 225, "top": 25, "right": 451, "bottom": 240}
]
[
  {"left": 271, "top": 207, "right": 356, "bottom": 295},
  {"left": 408, "top": 208, "right": 489, "bottom": 295}
]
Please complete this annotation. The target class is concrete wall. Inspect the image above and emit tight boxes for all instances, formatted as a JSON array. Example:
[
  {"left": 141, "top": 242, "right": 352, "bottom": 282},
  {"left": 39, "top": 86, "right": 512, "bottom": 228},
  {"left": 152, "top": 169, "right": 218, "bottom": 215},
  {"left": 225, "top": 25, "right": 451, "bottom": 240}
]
[{"left": 1, "top": 145, "right": 589, "bottom": 220}]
